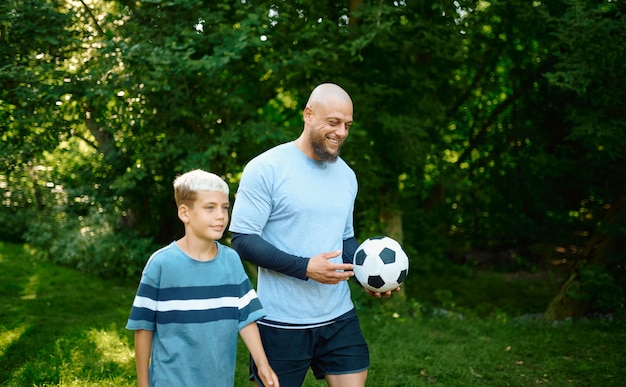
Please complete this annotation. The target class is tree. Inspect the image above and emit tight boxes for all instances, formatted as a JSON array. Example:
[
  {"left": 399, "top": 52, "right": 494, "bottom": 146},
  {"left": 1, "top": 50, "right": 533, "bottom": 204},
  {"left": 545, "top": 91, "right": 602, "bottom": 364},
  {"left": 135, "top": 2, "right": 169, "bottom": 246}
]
[
  {"left": 540, "top": 0, "right": 626, "bottom": 320},
  {"left": 1, "top": 0, "right": 625, "bottom": 319}
]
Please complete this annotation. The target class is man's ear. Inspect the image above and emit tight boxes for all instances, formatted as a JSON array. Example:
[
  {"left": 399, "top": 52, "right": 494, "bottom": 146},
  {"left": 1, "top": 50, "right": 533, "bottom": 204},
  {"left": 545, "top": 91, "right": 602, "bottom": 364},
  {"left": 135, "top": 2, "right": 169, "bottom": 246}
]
[{"left": 303, "top": 106, "right": 313, "bottom": 124}]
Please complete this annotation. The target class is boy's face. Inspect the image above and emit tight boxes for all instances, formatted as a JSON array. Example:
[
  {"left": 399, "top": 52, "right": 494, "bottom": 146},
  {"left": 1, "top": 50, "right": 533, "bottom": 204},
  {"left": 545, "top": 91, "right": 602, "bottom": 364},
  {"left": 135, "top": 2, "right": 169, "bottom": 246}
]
[{"left": 182, "top": 191, "right": 229, "bottom": 241}]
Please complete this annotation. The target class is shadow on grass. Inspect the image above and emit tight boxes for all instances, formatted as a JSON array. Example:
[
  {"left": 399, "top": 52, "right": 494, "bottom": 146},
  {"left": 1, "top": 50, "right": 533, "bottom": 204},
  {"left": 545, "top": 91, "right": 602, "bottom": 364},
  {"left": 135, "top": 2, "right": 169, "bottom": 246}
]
[
  {"left": 0, "top": 242, "right": 136, "bottom": 386},
  {"left": 3, "top": 241, "right": 625, "bottom": 386}
]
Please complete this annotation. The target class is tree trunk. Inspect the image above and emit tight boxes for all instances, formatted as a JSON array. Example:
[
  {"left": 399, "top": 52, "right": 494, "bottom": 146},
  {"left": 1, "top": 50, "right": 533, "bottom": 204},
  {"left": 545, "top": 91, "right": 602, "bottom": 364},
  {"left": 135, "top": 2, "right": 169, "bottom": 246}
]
[
  {"left": 349, "top": 0, "right": 363, "bottom": 25},
  {"left": 542, "top": 271, "right": 591, "bottom": 321},
  {"left": 381, "top": 208, "right": 403, "bottom": 244},
  {"left": 542, "top": 194, "right": 625, "bottom": 322}
]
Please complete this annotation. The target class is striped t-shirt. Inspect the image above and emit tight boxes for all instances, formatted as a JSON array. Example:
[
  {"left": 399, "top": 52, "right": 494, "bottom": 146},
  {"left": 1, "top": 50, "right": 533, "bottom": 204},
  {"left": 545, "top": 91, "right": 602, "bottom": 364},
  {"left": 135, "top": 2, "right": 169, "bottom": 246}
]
[{"left": 126, "top": 241, "right": 265, "bottom": 386}]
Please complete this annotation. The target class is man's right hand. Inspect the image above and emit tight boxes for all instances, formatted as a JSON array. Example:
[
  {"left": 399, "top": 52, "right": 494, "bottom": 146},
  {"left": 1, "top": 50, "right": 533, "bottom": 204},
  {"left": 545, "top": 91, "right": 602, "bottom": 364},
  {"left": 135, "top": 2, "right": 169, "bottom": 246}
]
[{"left": 306, "top": 251, "right": 354, "bottom": 284}]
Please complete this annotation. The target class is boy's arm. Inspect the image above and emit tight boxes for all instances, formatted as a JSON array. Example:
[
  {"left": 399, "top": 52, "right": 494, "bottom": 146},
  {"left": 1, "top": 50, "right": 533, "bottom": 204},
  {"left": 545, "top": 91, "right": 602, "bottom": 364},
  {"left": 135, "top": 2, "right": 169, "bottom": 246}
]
[
  {"left": 240, "top": 322, "right": 279, "bottom": 387},
  {"left": 134, "top": 329, "right": 153, "bottom": 387}
]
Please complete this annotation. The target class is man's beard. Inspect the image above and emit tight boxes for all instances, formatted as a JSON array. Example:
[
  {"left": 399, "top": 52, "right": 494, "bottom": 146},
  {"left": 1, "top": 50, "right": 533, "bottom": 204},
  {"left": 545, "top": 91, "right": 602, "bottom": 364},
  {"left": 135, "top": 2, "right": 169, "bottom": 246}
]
[{"left": 311, "top": 135, "right": 341, "bottom": 162}]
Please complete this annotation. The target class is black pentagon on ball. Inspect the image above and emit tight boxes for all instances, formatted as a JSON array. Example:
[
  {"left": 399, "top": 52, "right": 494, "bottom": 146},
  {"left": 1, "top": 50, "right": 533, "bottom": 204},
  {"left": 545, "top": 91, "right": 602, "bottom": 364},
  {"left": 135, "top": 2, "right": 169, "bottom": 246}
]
[
  {"left": 397, "top": 269, "right": 408, "bottom": 284},
  {"left": 355, "top": 250, "right": 367, "bottom": 266},
  {"left": 379, "top": 247, "right": 396, "bottom": 264},
  {"left": 367, "top": 275, "right": 386, "bottom": 290}
]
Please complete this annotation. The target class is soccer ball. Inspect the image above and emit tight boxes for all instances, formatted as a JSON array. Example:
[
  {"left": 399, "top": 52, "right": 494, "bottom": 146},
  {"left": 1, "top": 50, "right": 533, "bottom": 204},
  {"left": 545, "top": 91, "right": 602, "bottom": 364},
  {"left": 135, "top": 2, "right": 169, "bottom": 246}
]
[{"left": 353, "top": 236, "right": 409, "bottom": 293}]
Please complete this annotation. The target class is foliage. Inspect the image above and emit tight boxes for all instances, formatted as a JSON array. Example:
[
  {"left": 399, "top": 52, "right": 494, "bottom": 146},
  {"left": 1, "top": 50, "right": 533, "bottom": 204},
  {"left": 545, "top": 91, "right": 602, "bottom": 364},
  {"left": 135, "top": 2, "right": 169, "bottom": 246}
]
[
  {"left": 0, "top": 182, "right": 31, "bottom": 243},
  {"left": 2, "top": 242, "right": 625, "bottom": 386},
  {"left": 1, "top": 0, "right": 626, "bottom": 317},
  {"left": 569, "top": 264, "right": 625, "bottom": 313},
  {"left": 24, "top": 206, "right": 154, "bottom": 279}
]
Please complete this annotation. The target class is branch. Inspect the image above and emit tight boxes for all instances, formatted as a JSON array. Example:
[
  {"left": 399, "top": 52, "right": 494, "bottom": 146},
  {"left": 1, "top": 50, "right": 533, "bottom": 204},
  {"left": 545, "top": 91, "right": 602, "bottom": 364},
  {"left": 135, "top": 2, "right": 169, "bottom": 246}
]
[
  {"left": 79, "top": 0, "right": 106, "bottom": 36},
  {"left": 71, "top": 129, "right": 99, "bottom": 151}
]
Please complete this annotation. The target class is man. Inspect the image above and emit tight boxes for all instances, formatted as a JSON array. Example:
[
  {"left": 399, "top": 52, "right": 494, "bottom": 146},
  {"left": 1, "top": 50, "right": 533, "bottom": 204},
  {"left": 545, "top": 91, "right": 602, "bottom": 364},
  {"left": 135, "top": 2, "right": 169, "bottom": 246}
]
[{"left": 230, "top": 83, "right": 395, "bottom": 387}]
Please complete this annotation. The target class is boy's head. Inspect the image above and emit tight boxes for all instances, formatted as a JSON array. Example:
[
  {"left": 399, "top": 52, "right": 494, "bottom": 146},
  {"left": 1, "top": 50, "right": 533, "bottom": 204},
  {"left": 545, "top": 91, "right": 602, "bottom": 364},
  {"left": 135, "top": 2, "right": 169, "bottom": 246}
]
[{"left": 173, "top": 169, "right": 229, "bottom": 208}]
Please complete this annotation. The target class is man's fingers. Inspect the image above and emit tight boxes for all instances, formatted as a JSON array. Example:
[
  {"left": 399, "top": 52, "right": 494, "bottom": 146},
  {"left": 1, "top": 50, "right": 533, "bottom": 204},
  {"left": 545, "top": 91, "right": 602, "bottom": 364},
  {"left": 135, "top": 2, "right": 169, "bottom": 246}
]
[
  {"left": 332, "top": 263, "right": 354, "bottom": 271},
  {"left": 322, "top": 250, "right": 342, "bottom": 259}
]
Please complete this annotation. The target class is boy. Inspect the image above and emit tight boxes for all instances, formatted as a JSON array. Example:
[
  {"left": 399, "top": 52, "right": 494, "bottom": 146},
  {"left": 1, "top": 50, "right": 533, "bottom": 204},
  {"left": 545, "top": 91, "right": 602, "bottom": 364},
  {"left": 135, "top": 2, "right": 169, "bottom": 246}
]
[{"left": 126, "top": 169, "right": 279, "bottom": 387}]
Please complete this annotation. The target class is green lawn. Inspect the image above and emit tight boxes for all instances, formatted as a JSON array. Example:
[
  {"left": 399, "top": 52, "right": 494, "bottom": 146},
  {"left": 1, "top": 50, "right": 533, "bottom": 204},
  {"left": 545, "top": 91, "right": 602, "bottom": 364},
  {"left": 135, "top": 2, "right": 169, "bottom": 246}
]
[{"left": 1, "top": 241, "right": 624, "bottom": 386}]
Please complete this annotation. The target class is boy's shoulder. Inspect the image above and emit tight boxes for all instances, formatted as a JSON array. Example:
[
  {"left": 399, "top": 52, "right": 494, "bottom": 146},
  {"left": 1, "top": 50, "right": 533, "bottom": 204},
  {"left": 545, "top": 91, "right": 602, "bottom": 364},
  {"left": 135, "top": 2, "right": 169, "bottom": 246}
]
[
  {"left": 145, "top": 242, "right": 180, "bottom": 264},
  {"left": 216, "top": 241, "right": 239, "bottom": 256},
  {"left": 146, "top": 241, "right": 241, "bottom": 267}
]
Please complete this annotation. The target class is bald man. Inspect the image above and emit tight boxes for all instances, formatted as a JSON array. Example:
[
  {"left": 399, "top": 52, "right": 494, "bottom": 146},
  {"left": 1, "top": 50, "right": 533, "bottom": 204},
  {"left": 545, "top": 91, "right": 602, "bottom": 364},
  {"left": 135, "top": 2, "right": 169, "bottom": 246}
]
[{"left": 229, "top": 83, "right": 372, "bottom": 386}]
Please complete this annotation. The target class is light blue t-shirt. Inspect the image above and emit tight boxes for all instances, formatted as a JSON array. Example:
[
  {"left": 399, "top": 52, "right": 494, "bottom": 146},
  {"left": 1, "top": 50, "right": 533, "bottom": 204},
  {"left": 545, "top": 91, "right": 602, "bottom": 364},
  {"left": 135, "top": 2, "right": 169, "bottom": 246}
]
[
  {"left": 229, "top": 142, "right": 357, "bottom": 325},
  {"left": 126, "top": 241, "right": 265, "bottom": 386}
]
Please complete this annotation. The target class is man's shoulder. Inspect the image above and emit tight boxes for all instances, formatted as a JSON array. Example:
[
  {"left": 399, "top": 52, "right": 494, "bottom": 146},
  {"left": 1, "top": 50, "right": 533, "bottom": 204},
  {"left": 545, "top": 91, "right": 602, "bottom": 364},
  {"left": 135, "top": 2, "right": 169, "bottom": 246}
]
[
  {"left": 334, "top": 157, "right": 357, "bottom": 177},
  {"left": 335, "top": 156, "right": 353, "bottom": 170},
  {"left": 253, "top": 142, "right": 292, "bottom": 160},
  {"left": 244, "top": 142, "right": 294, "bottom": 172}
]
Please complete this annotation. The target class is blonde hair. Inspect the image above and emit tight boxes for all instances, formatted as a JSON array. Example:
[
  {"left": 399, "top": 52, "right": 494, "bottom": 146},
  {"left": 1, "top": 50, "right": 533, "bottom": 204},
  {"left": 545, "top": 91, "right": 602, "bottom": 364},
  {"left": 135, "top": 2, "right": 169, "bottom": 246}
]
[{"left": 173, "top": 169, "right": 229, "bottom": 207}]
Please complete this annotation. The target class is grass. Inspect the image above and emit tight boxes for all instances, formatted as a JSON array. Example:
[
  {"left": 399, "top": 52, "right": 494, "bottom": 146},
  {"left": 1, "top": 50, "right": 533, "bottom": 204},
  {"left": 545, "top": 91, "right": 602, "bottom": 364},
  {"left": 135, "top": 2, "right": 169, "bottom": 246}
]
[{"left": 1, "top": 241, "right": 625, "bottom": 386}]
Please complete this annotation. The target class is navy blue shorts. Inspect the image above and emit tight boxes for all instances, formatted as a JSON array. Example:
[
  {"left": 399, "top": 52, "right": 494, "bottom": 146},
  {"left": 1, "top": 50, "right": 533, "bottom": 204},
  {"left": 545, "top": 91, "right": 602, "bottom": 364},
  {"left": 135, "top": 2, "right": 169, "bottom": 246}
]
[{"left": 251, "top": 309, "right": 370, "bottom": 386}]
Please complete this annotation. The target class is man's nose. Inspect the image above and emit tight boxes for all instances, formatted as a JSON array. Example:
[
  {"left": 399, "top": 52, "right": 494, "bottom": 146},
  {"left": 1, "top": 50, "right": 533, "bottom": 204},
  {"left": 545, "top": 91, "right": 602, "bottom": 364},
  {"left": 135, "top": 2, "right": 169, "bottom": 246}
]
[{"left": 336, "top": 123, "right": 348, "bottom": 137}]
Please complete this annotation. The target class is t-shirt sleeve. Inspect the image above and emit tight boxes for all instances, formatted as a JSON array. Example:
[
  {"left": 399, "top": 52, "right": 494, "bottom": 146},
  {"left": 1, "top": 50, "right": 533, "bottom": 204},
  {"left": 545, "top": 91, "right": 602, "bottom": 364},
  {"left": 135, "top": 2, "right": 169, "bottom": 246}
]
[
  {"left": 234, "top": 257, "right": 266, "bottom": 329},
  {"left": 126, "top": 263, "right": 160, "bottom": 331},
  {"left": 229, "top": 158, "right": 272, "bottom": 236}
]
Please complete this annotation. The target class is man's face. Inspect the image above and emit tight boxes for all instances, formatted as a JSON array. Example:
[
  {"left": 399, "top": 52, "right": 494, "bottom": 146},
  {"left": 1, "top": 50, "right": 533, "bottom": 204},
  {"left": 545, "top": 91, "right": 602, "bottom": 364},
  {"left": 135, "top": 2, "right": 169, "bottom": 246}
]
[{"left": 306, "top": 99, "right": 353, "bottom": 162}]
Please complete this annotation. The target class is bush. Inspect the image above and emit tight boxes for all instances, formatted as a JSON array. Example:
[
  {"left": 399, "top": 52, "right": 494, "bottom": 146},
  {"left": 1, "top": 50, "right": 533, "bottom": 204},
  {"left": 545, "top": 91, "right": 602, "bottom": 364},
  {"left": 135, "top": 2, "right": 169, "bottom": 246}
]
[
  {"left": 575, "top": 264, "right": 625, "bottom": 315},
  {"left": 0, "top": 206, "right": 30, "bottom": 243},
  {"left": 24, "top": 206, "right": 155, "bottom": 279}
]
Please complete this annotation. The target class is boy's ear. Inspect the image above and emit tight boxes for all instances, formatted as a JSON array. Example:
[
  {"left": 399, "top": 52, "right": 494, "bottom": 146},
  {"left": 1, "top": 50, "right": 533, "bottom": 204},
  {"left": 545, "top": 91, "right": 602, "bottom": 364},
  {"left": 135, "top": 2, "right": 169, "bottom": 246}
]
[{"left": 178, "top": 204, "right": 189, "bottom": 223}]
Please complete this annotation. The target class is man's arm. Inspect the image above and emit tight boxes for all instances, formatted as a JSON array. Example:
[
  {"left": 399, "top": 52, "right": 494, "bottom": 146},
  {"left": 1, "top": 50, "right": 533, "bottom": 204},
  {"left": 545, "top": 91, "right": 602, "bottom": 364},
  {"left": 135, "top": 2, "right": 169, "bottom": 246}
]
[
  {"left": 342, "top": 236, "right": 359, "bottom": 264},
  {"left": 231, "top": 233, "right": 356, "bottom": 284},
  {"left": 231, "top": 232, "right": 310, "bottom": 280}
]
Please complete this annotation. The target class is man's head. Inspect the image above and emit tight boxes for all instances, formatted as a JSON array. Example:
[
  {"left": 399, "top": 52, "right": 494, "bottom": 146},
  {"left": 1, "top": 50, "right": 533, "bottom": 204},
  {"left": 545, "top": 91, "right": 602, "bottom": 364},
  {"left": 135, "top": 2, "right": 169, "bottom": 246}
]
[{"left": 302, "top": 83, "right": 353, "bottom": 162}]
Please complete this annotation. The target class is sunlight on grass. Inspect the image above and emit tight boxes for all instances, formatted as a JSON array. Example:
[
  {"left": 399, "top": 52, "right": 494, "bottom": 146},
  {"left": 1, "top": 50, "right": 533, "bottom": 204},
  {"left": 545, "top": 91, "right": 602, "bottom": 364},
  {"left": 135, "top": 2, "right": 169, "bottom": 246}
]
[
  {"left": 0, "top": 324, "right": 28, "bottom": 357},
  {"left": 2, "top": 242, "right": 625, "bottom": 386},
  {"left": 54, "top": 327, "right": 135, "bottom": 387},
  {"left": 20, "top": 274, "right": 40, "bottom": 300},
  {"left": 87, "top": 328, "right": 134, "bottom": 365}
]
